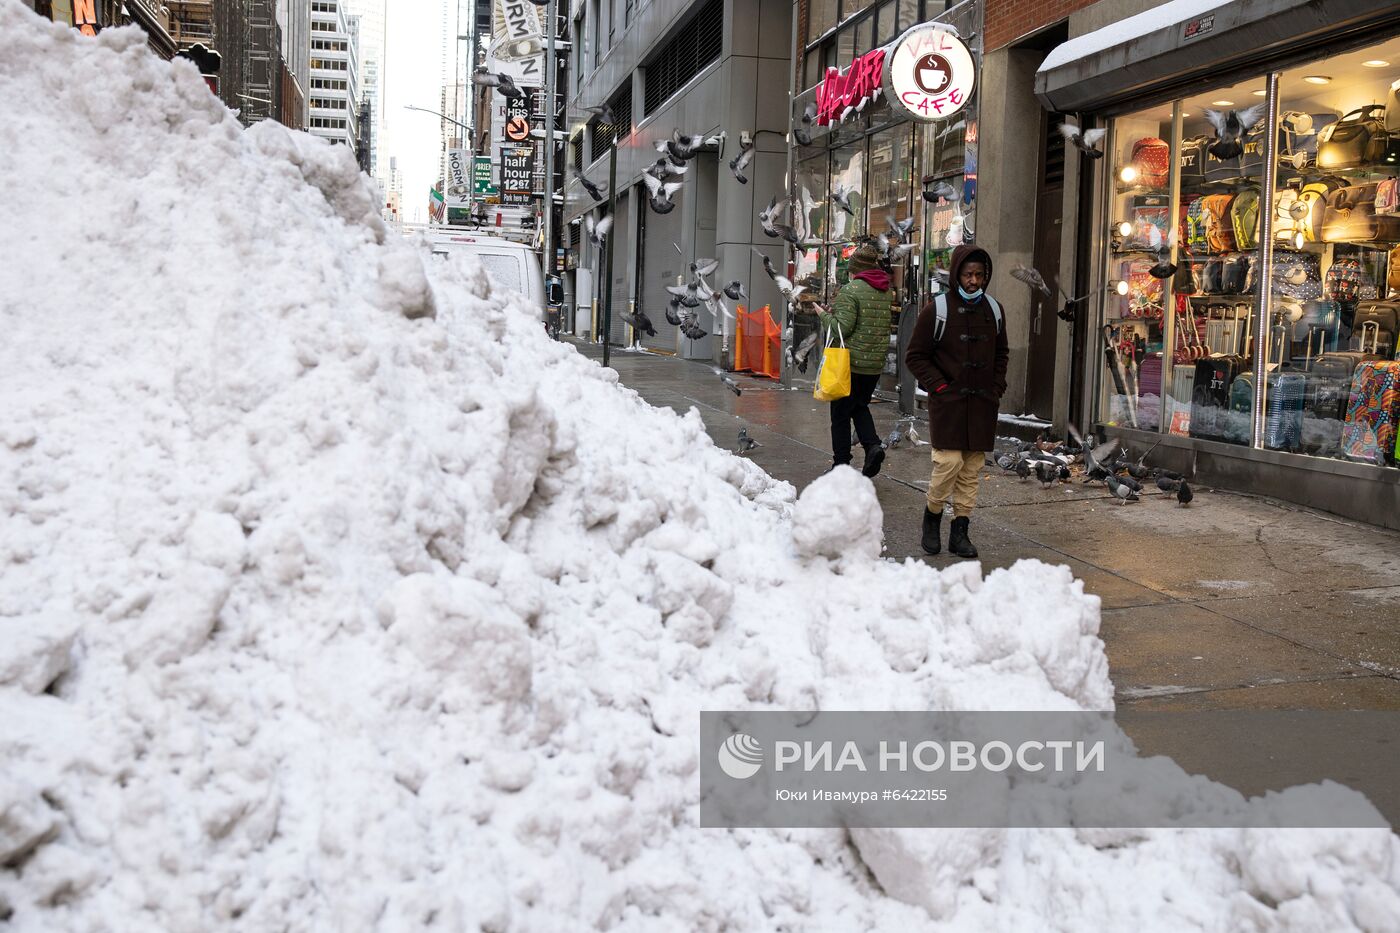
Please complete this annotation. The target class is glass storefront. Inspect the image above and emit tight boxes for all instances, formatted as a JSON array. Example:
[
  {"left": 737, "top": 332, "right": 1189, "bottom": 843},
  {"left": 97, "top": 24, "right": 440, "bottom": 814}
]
[{"left": 1095, "top": 35, "right": 1400, "bottom": 472}]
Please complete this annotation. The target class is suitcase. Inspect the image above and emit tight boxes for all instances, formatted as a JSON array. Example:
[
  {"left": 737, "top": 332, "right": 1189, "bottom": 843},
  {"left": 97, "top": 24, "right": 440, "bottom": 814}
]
[
  {"left": 1351, "top": 301, "right": 1399, "bottom": 358},
  {"left": 1190, "top": 356, "right": 1246, "bottom": 442},
  {"left": 1266, "top": 372, "right": 1307, "bottom": 451},
  {"left": 1341, "top": 360, "right": 1400, "bottom": 465},
  {"left": 1138, "top": 354, "right": 1163, "bottom": 398}
]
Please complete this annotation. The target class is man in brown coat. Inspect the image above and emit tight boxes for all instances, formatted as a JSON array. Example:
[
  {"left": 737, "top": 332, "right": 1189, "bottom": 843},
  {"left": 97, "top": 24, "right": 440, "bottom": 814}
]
[{"left": 904, "top": 245, "right": 1008, "bottom": 558}]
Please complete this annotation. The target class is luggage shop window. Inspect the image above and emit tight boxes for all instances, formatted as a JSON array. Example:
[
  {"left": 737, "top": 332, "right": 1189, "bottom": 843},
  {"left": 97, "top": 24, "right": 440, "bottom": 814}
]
[{"left": 1094, "top": 35, "right": 1400, "bottom": 472}]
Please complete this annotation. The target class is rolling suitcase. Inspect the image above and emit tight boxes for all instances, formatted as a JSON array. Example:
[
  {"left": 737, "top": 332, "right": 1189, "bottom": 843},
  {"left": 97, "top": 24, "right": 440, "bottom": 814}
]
[
  {"left": 1190, "top": 356, "right": 1246, "bottom": 442},
  {"left": 1341, "top": 361, "right": 1400, "bottom": 465},
  {"left": 1266, "top": 372, "right": 1307, "bottom": 451}
]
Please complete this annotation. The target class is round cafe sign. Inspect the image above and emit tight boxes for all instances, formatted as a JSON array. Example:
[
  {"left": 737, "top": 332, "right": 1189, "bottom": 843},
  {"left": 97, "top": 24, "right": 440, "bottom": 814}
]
[{"left": 882, "top": 24, "right": 975, "bottom": 122}]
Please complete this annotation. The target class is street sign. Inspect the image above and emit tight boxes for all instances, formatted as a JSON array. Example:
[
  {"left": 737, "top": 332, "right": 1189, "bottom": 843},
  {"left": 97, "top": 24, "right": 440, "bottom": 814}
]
[
  {"left": 505, "top": 116, "right": 531, "bottom": 142},
  {"left": 501, "top": 147, "right": 536, "bottom": 206},
  {"left": 473, "top": 156, "right": 496, "bottom": 195}
]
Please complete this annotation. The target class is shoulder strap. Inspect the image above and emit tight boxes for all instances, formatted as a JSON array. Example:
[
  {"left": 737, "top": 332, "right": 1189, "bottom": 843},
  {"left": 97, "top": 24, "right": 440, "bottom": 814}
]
[
  {"left": 985, "top": 295, "right": 1003, "bottom": 333},
  {"left": 933, "top": 293, "right": 948, "bottom": 342}
]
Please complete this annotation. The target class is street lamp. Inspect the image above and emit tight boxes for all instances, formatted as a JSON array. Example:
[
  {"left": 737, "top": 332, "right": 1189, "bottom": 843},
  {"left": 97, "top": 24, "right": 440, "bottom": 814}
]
[{"left": 404, "top": 103, "right": 472, "bottom": 135}]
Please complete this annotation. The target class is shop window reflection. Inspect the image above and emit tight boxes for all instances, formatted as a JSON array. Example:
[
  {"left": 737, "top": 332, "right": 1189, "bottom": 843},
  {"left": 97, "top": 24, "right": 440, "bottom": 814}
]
[{"left": 1265, "top": 39, "right": 1400, "bottom": 469}]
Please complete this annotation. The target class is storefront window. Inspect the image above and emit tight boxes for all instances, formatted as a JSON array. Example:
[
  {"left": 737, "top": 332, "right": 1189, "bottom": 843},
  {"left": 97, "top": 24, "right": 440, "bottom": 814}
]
[
  {"left": 896, "top": 0, "right": 919, "bottom": 37},
  {"left": 1265, "top": 40, "right": 1400, "bottom": 468},
  {"left": 792, "top": 153, "right": 830, "bottom": 364},
  {"left": 830, "top": 138, "right": 867, "bottom": 245},
  {"left": 876, "top": 0, "right": 896, "bottom": 45},
  {"left": 809, "top": 0, "right": 837, "bottom": 42},
  {"left": 1095, "top": 36, "right": 1400, "bottom": 472},
  {"left": 842, "top": 0, "right": 875, "bottom": 24}
]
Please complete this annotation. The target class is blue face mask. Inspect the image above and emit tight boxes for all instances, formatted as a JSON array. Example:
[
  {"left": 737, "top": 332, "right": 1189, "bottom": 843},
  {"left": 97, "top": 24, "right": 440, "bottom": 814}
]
[{"left": 958, "top": 285, "right": 984, "bottom": 302}]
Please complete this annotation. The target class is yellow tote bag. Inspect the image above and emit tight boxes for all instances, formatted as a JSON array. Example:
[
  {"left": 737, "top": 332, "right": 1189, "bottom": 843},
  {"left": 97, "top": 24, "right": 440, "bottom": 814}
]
[{"left": 813, "top": 326, "right": 851, "bottom": 402}]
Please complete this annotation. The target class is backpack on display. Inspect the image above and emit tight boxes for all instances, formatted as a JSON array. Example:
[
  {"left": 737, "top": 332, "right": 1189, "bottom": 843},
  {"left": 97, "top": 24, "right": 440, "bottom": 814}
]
[
  {"left": 1237, "top": 125, "right": 1268, "bottom": 178},
  {"left": 1325, "top": 257, "right": 1365, "bottom": 302},
  {"left": 1223, "top": 255, "right": 1253, "bottom": 295},
  {"left": 1179, "top": 136, "right": 1209, "bottom": 188},
  {"left": 1273, "top": 187, "right": 1307, "bottom": 243},
  {"left": 1375, "top": 178, "right": 1399, "bottom": 216},
  {"left": 1278, "top": 112, "right": 1338, "bottom": 169},
  {"left": 1272, "top": 250, "right": 1322, "bottom": 301},
  {"left": 1131, "top": 137, "right": 1171, "bottom": 187},
  {"left": 1202, "top": 194, "right": 1237, "bottom": 253},
  {"left": 1317, "top": 106, "right": 1389, "bottom": 169},
  {"left": 1297, "top": 176, "right": 1348, "bottom": 241},
  {"left": 1199, "top": 258, "right": 1224, "bottom": 294},
  {"left": 1231, "top": 188, "right": 1261, "bottom": 249},
  {"left": 1204, "top": 147, "right": 1241, "bottom": 184},
  {"left": 1321, "top": 183, "right": 1400, "bottom": 243},
  {"left": 1184, "top": 196, "right": 1210, "bottom": 253}
]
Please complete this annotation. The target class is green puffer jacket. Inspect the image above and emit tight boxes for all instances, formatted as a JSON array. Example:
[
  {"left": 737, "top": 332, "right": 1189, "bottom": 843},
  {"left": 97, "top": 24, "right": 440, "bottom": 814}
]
[{"left": 818, "top": 277, "right": 893, "bottom": 375}]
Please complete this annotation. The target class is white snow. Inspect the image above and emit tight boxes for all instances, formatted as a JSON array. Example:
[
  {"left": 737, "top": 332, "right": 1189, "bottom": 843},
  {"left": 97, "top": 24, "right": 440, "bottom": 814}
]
[
  {"left": 1, "top": 5, "right": 1398, "bottom": 930},
  {"left": 1038, "top": 0, "right": 1231, "bottom": 73}
]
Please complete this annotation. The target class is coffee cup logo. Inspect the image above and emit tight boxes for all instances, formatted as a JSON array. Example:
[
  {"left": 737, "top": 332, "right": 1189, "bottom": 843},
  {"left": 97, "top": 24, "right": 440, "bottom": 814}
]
[{"left": 915, "top": 53, "right": 952, "bottom": 95}]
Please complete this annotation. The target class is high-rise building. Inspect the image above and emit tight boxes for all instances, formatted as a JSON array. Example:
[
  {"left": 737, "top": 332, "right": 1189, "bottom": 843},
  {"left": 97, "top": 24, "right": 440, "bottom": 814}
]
[
  {"left": 307, "top": 0, "right": 360, "bottom": 152},
  {"left": 341, "top": 0, "right": 386, "bottom": 178},
  {"left": 276, "top": 0, "right": 311, "bottom": 127}
]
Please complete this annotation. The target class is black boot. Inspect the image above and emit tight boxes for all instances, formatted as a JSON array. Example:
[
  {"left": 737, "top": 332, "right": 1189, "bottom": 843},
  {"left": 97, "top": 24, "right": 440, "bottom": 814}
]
[
  {"left": 948, "top": 517, "right": 978, "bottom": 559},
  {"left": 862, "top": 444, "right": 886, "bottom": 477},
  {"left": 920, "top": 508, "right": 942, "bottom": 555}
]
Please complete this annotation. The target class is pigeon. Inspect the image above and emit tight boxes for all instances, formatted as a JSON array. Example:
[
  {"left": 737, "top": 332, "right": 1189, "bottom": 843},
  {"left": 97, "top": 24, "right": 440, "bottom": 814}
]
[
  {"left": 793, "top": 102, "right": 817, "bottom": 146},
  {"left": 690, "top": 257, "right": 719, "bottom": 278},
  {"left": 1011, "top": 263, "right": 1052, "bottom": 297},
  {"left": 723, "top": 281, "right": 747, "bottom": 301},
  {"left": 1034, "top": 459, "right": 1058, "bottom": 488},
  {"left": 1127, "top": 442, "right": 1159, "bottom": 479},
  {"left": 470, "top": 69, "right": 524, "bottom": 101},
  {"left": 1116, "top": 474, "right": 1142, "bottom": 493},
  {"left": 759, "top": 195, "right": 802, "bottom": 243},
  {"left": 996, "top": 452, "right": 1017, "bottom": 472},
  {"left": 832, "top": 183, "right": 856, "bottom": 216},
  {"left": 713, "top": 367, "right": 742, "bottom": 396},
  {"left": 659, "top": 130, "right": 709, "bottom": 162},
  {"left": 572, "top": 168, "right": 606, "bottom": 202},
  {"left": 580, "top": 102, "right": 616, "bottom": 126},
  {"left": 887, "top": 215, "right": 915, "bottom": 241},
  {"left": 664, "top": 300, "right": 684, "bottom": 326},
  {"left": 621, "top": 307, "right": 656, "bottom": 338},
  {"left": 1015, "top": 459, "right": 1031, "bottom": 481},
  {"left": 1057, "top": 464, "right": 1071, "bottom": 481},
  {"left": 1058, "top": 121, "right": 1106, "bottom": 158},
  {"left": 788, "top": 329, "right": 820, "bottom": 372},
  {"left": 1152, "top": 468, "right": 1183, "bottom": 482},
  {"left": 1203, "top": 104, "right": 1267, "bottom": 159},
  {"left": 735, "top": 428, "right": 760, "bottom": 453},
  {"left": 1155, "top": 475, "right": 1181, "bottom": 495},
  {"left": 1068, "top": 423, "right": 1117, "bottom": 477},
  {"left": 728, "top": 140, "right": 755, "bottom": 184},
  {"left": 665, "top": 282, "right": 702, "bottom": 307},
  {"left": 1177, "top": 480, "right": 1194, "bottom": 507},
  {"left": 753, "top": 248, "right": 805, "bottom": 303},
  {"left": 1105, "top": 473, "right": 1138, "bottom": 504},
  {"left": 923, "top": 178, "right": 957, "bottom": 203},
  {"left": 585, "top": 213, "right": 612, "bottom": 249},
  {"left": 1147, "top": 244, "right": 1178, "bottom": 280},
  {"left": 647, "top": 157, "right": 688, "bottom": 178},
  {"left": 885, "top": 417, "right": 916, "bottom": 449},
  {"left": 642, "top": 171, "right": 683, "bottom": 214}
]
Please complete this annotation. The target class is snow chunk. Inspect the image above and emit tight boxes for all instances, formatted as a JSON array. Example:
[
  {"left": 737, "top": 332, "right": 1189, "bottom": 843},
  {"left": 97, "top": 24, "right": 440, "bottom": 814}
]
[{"left": 791, "top": 466, "right": 883, "bottom": 561}]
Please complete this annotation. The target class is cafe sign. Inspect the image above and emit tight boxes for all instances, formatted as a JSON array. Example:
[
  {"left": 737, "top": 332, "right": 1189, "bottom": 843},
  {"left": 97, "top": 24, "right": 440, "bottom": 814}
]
[
  {"left": 815, "top": 47, "right": 886, "bottom": 127},
  {"left": 883, "top": 25, "right": 975, "bottom": 122}
]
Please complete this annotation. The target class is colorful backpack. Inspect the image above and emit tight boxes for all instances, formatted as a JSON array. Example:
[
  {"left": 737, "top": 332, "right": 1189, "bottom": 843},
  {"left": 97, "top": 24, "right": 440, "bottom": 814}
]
[
  {"left": 1297, "top": 176, "right": 1347, "bottom": 242},
  {"left": 1202, "top": 194, "right": 1237, "bottom": 253},
  {"left": 1131, "top": 137, "right": 1171, "bottom": 188},
  {"left": 1376, "top": 178, "right": 1399, "bottom": 216},
  {"left": 1273, "top": 187, "right": 1305, "bottom": 244},
  {"left": 1231, "top": 188, "right": 1260, "bottom": 250},
  {"left": 1325, "top": 257, "right": 1365, "bottom": 302},
  {"left": 1184, "top": 196, "right": 1210, "bottom": 254}
]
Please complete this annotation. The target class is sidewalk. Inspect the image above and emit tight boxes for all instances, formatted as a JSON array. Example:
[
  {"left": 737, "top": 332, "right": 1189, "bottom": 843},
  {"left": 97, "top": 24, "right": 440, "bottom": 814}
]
[{"left": 574, "top": 340, "right": 1400, "bottom": 713}]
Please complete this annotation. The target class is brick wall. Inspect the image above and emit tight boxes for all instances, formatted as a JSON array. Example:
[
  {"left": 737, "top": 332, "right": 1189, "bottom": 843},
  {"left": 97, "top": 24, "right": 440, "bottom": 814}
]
[{"left": 984, "top": 0, "right": 1095, "bottom": 52}]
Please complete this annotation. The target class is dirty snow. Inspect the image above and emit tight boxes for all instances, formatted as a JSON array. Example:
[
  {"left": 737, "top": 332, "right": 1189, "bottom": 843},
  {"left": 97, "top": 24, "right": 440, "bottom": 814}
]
[{"left": 1, "top": 5, "right": 1398, "bottom": 931}]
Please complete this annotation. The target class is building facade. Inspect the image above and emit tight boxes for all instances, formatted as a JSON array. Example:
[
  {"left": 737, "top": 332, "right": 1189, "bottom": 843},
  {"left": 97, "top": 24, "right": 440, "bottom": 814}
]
[
  {"left": 277, "top": 0, "right": 312, "bottom": 128},
  {"left": 307, "top": 0, "right": 361, "bottom": 151},
  {"left": 563, "top": 0, "right": 794, "bottom": 359},
  {"left": 342, "top": 0, "right": 387, "bottom": 177},
  {"left": 24, "top": 0, "right": 177, "bottom": 58}
]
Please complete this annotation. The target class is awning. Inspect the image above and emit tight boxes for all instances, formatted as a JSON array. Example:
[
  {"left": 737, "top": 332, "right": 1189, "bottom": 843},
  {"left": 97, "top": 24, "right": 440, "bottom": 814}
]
[{"left": 1035, "top": 0, "right": 1400, "bottom": 114}]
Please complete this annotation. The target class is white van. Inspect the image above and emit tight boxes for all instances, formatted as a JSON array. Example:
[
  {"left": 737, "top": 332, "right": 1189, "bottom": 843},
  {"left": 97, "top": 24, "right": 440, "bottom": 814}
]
[{"left": 426, "top": 232, "right": 559, "bottom": 320}]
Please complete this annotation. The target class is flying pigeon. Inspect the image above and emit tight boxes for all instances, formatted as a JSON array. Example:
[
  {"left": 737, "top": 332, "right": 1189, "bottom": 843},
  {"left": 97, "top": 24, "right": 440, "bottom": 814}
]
[
  {"left": 642, "top": 171, "right": 683, "bottom": 214},
  {"left": 753, "top": 248, "right": 805, "bottom": 303},
  {"left": 723, "top": 281, "right": 747, "bottom": 301},
  {"left": 923, "top": 178, "right": 957, "bottom": 203},
  {"left": 572, "top": 168, "right": 606, "bottom": 202},
  {"left": 585, "top": 213, "right": 612, "bottom": 249},
  {"left": 788, "top": 329, "right": 820, "bottom": 372},
  {"left": 470, "top": 69, "right": 524, "bottom": 101},
  {"left": 713, "top": 366, "right": 743, "bottom": 396},
  {"left": 887, "top": 215, "right": 915, "bottom": 241},
  {"left": 832, "top": 183, "right": 856, "bottom": 216},
  {"left": 728, "top": 140, "right": 755, "bottom": 184},
  {"left": 1011, "top": 263, "right": 1053, "bottom": 298},
  {"left": 793, "top": 102, "right": 817, "bottom": 146},
  {"left": 664, "top": 299, "right": 684, "bottom": 326},
  {"left": 758, "top": 195, "right": 802, "bottom": 245},
  {"left": 735, "top": 428, "right": 760, "bottom": 453},
  {"left": 1203, "top": 104, "right": 1267, "bottom": 159},
  {"left": 580, "top": 102, "right": 616, "bottom": 126},
  {"left": 690, "top": 257, "right": 719, "bottom": 278},
  {"left": 647, "top": 157, "right": 688, "bottom": 178},
  {"left": 1147, "top": 243, "right": 1178, "bottom": 281},
  {"left": 1058, "top": 121, "right": 1106, "bottom": 158},
  {"left": 621, "top": 307, "right": 656, "bottom": 338}
]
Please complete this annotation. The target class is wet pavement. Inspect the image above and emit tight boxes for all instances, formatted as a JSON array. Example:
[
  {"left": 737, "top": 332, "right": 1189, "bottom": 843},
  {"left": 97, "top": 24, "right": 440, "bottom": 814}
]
[{"left": 574, "top": 339, "right": 1400, "bottom": 713}]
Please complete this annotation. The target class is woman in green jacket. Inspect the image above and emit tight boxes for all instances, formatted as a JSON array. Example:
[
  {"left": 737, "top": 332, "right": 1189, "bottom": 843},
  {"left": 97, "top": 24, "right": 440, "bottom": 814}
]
[{"left": 817, "top": 242, "right": 893, "bottom": 476}]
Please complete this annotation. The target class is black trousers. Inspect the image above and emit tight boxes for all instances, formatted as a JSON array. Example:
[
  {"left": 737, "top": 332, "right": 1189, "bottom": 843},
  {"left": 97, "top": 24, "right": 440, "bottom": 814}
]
[{"left": 830, "top": 372, "right": 882, "bottom": 464}]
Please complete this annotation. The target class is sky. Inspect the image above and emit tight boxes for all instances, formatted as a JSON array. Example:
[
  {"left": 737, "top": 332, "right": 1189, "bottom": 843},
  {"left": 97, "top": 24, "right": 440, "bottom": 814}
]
[{"left": 381, "top": 0, "right": 458, "bottom": 223}]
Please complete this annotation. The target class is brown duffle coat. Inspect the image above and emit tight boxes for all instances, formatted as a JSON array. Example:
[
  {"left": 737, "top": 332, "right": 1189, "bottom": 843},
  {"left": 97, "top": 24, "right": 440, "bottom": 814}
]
[{"left": 904, "top": 245, "right": 1009, "bottom": 452}]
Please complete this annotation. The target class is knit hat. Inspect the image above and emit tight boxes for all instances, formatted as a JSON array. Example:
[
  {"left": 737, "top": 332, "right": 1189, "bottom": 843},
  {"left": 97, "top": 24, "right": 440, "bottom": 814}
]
[{"left": 849, "top": 243, "right": 881, "bottom": 275}]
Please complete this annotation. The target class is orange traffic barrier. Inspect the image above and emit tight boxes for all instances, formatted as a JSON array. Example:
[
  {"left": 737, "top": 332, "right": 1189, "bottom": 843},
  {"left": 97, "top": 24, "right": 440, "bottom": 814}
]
[{"left": 734, "top": 304, "right": 781, "bottom": 378}]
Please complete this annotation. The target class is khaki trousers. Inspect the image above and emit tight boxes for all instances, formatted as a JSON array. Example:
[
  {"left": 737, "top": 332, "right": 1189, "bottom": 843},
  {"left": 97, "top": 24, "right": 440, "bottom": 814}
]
[{"left": 927, "top": 449, "right": 984, "bottom": 518}]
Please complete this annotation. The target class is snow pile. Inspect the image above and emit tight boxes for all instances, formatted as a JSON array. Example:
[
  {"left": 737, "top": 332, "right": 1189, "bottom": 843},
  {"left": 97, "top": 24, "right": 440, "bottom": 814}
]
[{"left": 1, "top": 6, "right": 1398, "bottom": 930}]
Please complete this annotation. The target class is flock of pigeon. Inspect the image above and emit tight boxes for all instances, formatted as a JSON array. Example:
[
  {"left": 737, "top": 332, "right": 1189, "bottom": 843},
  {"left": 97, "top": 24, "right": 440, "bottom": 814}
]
[{"left": 995, "top": 427, "right": 1195, "bottom": 507}]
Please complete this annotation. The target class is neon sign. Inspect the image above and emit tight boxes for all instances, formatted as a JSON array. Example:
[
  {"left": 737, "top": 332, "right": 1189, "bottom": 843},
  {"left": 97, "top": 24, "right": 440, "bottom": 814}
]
[{"left": 815, "top": 48, "right": 887, "bottom": 126}]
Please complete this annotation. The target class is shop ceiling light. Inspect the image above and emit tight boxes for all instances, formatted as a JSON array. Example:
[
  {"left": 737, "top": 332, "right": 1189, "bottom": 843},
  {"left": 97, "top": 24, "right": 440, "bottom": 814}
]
[
  {"left": 1303, "top": 75, "right": 1331, "bottom": 85},
  {"left": 1252, "top": 89, "right": 1267, "bottom": 97},
  {"left": 1119, "top": 165, "right": 1138, "bottom": 183},
  {"left": 1361, "top": 60, "right": 1390, "bottom": 68},
  {"left": 1211, "top": 99, "right": 1234, "bottom": 106}
]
